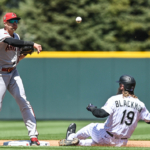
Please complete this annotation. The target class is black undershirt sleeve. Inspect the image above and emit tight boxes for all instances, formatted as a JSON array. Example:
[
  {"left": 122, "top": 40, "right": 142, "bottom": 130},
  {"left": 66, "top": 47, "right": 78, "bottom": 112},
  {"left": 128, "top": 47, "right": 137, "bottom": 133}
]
[
  {"left": 91, "top": 108, "right": 109, "bottom": 118},
  {"left": 3, "top": 38, "right": 34, "bottom": 48}
]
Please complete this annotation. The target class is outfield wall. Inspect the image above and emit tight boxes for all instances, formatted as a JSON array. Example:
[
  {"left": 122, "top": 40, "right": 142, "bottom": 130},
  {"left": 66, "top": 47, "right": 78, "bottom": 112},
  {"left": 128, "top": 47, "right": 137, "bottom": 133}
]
[{"left": 1, "top": 51, "right": 150, "bottom": 120}]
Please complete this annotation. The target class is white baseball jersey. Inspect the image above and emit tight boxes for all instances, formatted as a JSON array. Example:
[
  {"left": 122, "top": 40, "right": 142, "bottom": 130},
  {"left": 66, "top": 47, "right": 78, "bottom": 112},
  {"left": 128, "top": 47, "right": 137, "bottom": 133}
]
[
  {"left": 67, "top": 94, "right": 150, "bottom": 147},
  {"left": 102, "top": 94, "right": 150, "bottom": 139},
  {"left": 0, "top": 28, "right": 38, "bottom": 138},
  {"left": 0, "top": 28, "right": 20, "bottom": 68}
]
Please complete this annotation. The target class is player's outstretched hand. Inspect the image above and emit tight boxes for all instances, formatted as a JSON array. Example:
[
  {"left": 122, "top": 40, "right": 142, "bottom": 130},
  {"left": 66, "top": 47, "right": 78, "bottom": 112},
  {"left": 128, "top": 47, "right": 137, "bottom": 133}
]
[
  {"left": 34, "top": 43, "right": 42, "bottom": 54},
  {"left": 86, "top": 103, "right": 97, "bottom": 112}
]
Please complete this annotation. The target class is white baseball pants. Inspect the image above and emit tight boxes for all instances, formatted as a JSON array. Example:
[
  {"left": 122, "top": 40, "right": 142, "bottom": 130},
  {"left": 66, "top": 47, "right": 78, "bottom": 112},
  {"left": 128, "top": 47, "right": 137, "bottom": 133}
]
[
  {"left": 0, "top": 68, "right": 38, "bottom": 138},
  {"left": 68, "top": 123, "right": 128, "bottom": 147}
]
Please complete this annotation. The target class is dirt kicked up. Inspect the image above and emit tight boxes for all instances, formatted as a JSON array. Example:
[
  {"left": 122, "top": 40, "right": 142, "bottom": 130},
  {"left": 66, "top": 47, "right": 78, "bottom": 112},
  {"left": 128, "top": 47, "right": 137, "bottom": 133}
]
[{"left": 0, "top": 140, "right": 150, "bottom": 147}]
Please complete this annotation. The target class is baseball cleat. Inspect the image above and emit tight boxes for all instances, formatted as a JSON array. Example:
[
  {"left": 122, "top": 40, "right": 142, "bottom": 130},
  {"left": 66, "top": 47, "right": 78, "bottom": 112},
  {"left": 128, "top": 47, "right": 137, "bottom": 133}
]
[
  {"left": 59, "top": 138, "right": 79, "bottom": 146},
  {"left": 30, "top": 137, "right": 40, "bottom": 146},
  {"left": 66, "top": 123, "right": 76, "bottom": 139}
]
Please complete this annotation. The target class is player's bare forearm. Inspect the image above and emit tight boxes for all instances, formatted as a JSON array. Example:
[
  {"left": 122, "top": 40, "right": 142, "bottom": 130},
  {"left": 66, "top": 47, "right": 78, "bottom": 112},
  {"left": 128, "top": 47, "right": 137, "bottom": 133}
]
[{"left": 19, "top": 54, "right": 26, "bottom": 61}]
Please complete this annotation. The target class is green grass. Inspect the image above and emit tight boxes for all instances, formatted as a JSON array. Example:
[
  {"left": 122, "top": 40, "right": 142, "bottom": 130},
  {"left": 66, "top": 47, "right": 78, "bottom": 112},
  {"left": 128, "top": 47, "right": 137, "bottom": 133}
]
[{"left": 0, "top": 120, "right": 149, "bottom": 150}]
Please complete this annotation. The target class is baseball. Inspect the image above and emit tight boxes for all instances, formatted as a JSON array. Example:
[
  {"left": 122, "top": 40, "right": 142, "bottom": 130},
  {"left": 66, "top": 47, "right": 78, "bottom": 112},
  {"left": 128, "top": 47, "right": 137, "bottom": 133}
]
[{"left": 76, "top": 16, "right": 82, "bottom": 23}]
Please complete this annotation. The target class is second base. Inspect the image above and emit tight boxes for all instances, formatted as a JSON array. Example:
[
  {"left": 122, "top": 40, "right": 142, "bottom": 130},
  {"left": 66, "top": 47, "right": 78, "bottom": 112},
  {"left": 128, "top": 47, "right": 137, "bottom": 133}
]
[{"left": 3, "top": 140, "right": 50, "bottom": 146}]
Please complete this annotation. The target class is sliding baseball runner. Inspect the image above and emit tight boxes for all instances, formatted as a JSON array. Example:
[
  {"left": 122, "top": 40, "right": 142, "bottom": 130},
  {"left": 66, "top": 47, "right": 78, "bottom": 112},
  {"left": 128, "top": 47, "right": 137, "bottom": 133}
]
[{"left": 59, "top": 75, "right": 150, "bottom": 147}]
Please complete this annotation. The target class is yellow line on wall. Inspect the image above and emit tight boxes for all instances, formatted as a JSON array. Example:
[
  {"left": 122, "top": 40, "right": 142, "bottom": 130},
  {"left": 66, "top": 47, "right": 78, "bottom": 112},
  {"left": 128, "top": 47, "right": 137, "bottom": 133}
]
[{"left": 26, "top": 51, "right": 150, "bottom": 58}]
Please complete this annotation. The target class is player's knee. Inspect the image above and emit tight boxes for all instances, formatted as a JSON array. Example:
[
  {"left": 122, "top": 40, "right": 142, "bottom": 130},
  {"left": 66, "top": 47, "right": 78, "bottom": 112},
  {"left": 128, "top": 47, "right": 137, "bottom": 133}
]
[
  {"left": 89, "top": 123, "right": 95, "bottom": 125},
  {"left": 88, "top": 123, "right": 95, "bottom": 127},
  {"left": 17, "top": 99, "right": 32, "bottom": 110},
  {"left": 15, "top": 94, "right": 26, "bottom": 101}
]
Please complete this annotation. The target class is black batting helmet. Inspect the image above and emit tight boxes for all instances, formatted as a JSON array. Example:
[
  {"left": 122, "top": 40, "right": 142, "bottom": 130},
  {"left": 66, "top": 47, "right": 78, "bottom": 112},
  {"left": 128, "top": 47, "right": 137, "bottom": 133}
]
[{"left": 116, "top": 75, "right": 136, "bottom": 92}]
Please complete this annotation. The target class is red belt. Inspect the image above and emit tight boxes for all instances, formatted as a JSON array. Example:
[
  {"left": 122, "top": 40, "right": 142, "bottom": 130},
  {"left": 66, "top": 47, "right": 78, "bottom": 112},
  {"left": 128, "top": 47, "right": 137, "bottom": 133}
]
[{"left": 1, "top": 67, "right": 15, "bottom": 73}]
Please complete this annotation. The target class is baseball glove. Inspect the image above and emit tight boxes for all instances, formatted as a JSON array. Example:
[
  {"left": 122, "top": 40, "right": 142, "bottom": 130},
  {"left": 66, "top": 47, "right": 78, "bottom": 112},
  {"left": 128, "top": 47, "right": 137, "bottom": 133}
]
[{"left": 20, "top": 46, "right": 34, "bottom": 55}]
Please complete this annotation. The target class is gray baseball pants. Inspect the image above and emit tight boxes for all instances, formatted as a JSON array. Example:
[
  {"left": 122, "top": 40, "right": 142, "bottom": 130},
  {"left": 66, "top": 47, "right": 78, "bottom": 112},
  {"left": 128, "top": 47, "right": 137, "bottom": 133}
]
[{"left": 0, "top": 68, "right": 38, "bottom": 138}]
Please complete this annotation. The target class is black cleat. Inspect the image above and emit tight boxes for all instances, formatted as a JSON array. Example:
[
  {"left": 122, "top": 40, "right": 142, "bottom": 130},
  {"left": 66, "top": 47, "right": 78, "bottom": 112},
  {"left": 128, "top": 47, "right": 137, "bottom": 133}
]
[
  {"left": 30, "top": 138, "right": 40, "bottom": 146},
  {"left": 59, "top": 138, "right": 79, "bottom": 146},
  {"left": 66, "top": 123, "right": 76, "bottom": 139}
]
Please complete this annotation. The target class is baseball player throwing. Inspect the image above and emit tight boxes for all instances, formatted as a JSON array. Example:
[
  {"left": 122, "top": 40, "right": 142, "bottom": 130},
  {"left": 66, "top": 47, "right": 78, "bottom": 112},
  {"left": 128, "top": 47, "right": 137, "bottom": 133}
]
[
  {"left": 59, "top": 75, "right": 150, "bottom": 147},
  {"left": 0, "top": 12, "right": 42, "bottom": 146}
]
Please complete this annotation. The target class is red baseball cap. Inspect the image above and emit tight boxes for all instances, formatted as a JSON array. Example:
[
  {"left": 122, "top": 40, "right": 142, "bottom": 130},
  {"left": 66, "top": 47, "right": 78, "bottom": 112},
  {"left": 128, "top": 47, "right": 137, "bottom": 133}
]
[{"left": 3, "top": 12, "right": 21, "bottom": 23}]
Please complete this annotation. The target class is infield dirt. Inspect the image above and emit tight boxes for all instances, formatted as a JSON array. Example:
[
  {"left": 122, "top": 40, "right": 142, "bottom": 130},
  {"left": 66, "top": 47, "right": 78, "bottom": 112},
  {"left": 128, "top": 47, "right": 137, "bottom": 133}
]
[{"left": 0, "top": 140, "right": 150, "bottom": 147}]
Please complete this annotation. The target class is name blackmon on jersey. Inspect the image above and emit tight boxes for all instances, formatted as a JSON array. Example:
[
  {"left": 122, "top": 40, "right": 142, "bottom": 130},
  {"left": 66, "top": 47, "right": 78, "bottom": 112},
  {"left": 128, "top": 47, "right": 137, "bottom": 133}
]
[{"left": 115, "top": 100, "right": 142, "bottom": 112}]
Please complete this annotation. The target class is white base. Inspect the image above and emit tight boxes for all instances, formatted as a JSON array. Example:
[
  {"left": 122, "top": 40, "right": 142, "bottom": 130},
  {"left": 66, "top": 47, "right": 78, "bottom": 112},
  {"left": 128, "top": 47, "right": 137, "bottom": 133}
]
[{"left": 3, "top": 140, "right": 50, "bottom": 146}]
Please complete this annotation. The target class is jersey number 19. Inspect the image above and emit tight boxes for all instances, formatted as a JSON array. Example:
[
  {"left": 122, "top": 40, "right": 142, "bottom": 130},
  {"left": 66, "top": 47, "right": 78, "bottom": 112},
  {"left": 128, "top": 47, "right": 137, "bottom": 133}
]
[{"left": 121, "top": 110, "right": 135, "bottom": 126}]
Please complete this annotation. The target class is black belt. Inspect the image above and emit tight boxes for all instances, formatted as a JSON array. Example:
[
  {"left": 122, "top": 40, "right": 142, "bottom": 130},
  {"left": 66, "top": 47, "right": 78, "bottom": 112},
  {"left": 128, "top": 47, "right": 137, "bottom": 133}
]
[{"left": 106, "top": 131, "right": 127, "bottom": 140}]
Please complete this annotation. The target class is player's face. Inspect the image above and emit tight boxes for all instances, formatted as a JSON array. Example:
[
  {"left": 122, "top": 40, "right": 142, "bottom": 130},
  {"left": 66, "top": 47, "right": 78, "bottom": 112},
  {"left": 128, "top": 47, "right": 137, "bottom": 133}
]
[
  {"left": 4, "top": 20, "right": 18, "bottom": 32},
  {"left": 117, "top": 83, "right": 124, "bottom": 94},
  {"left": 119, "top": 83, "right": 124, "bottom": 91}
]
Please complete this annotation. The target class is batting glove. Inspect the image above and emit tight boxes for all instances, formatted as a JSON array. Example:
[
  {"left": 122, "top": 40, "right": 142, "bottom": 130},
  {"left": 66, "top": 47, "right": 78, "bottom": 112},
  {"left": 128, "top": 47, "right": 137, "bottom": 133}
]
[{"left": 86, "top": 103, "right": 97, "bottom": 112}]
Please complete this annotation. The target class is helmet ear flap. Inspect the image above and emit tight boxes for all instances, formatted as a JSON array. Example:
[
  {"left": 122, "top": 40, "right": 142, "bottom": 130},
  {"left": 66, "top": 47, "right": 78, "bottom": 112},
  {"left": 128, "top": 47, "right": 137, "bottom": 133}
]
[{"left": 124, "top": 83, "right": 135, "bottom": 92}]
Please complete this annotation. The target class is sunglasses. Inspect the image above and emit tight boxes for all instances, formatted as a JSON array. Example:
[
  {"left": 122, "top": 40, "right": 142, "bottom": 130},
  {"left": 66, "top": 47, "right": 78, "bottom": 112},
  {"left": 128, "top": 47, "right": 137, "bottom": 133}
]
[{"left": 8, "top": 19, "right": 19, "bottom": 24}]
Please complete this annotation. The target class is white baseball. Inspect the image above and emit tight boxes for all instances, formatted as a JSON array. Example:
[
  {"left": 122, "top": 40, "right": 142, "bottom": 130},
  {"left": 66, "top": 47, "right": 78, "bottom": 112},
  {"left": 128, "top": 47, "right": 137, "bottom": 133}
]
[{"left": 76, "top": 16, "right": 82, "bottom": 23}]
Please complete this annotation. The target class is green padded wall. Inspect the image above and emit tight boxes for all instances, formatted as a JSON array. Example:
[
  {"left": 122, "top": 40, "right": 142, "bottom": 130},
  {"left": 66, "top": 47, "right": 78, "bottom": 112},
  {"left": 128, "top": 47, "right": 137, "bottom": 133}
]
[{"left": 0, "top": 58, "right": 149, "bottom": 120}]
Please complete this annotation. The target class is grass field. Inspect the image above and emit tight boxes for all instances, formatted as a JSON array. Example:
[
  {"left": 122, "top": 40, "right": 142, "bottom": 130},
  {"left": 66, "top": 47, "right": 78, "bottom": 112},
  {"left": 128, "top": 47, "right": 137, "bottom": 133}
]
[{"left": 0, "top": 120, "right": 149, "bottom": 150}]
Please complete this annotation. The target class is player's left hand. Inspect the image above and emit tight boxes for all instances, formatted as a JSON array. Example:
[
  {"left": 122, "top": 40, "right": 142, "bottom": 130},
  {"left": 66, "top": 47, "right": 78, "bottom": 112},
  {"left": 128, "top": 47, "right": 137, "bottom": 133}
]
[{"left": 86, "top": 103, "right": 97, "bottom": 112}]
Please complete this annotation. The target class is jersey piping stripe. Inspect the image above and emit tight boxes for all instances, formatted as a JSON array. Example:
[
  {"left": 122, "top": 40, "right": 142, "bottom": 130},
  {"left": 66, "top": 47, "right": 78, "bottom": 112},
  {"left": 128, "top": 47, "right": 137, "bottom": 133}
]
[{"left": 26, "top": 51, "right": 150, "bottom": 58}]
